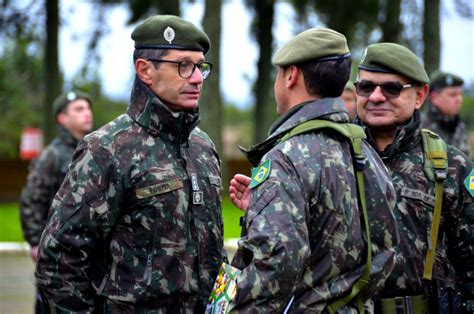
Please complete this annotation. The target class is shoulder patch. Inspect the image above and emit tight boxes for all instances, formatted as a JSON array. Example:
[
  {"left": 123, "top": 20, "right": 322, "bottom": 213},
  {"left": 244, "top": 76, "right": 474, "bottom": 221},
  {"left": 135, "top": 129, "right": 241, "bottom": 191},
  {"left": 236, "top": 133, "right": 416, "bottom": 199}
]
[
  {"left": 465, "top": 170, "right": 474, "bottom": 197},
  {"left": 250, "top": 160, "right": 271, "bottom": 189}
]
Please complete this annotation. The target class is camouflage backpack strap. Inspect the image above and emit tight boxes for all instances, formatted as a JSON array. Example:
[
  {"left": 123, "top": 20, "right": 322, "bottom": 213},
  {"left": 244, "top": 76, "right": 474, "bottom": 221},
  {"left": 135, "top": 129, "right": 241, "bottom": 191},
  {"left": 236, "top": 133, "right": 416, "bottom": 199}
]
[
  {"left": 279, "top": 120, "right": 371, "bottom": 313},
  {"left": 421, "top": 128, "right": 448, "bottom": 281}
]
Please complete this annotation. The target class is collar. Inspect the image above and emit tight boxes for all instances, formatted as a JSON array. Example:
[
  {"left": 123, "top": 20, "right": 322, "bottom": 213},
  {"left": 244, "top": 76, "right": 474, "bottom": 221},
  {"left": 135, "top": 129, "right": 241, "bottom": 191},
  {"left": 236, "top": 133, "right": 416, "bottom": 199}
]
[
  {"left": 355, "top": 110, "right": 422, "bottom": 162},
  {"left": 427, "top": 101, "right": 460, "bottom": 130},
  {"left": 59, "top": 127, "right": 79, "bottom": 148},
  {"left": 241, "top": 98, "right": 349, "bottom": 166},
  {"left": 126, "top": 77, "right": 200, "bottom": 143}
]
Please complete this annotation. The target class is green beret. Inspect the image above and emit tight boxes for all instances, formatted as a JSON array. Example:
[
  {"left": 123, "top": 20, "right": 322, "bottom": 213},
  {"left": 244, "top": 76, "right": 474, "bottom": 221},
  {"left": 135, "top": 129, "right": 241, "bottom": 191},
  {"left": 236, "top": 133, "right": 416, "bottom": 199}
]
[
  {"left": 430, "top": 71, "right": 464, "bottom": 90},
  {"left": 132, "top": 15, "right": 210, "bottom": 54},
  {"left": 272, "top": 28, "right": 350, "bottom": 66},
  {"left": 53, "top": 91, "right": 91, "bottom": 117},
  {"left": 358, "top": 43, "right": 429, "bottom": 84}
]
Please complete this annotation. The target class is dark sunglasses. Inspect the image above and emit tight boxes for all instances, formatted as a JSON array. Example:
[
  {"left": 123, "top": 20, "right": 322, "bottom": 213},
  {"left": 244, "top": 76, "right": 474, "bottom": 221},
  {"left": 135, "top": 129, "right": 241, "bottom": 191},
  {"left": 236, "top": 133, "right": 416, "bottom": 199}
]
[{"left": 354, "top": 80, "right": 416, "bottom": 98}]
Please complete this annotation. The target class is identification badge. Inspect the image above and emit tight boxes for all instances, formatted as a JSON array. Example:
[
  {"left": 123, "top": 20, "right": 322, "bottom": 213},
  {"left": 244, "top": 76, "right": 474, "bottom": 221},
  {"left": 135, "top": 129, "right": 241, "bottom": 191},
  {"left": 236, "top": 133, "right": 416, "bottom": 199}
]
[
  {"left": 135, "top": 178, "right": 183, "bottom": 199},
  {"left": 191, "top": 174, "right": 200, "bottom": 191},
  {"left": 193, "top": 191, "right": 204, "bottom": 205}
]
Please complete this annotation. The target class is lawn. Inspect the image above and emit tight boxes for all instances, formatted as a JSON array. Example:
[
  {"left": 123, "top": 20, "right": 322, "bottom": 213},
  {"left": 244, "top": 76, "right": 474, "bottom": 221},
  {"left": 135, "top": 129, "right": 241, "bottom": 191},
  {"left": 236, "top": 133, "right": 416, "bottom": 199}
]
[{"left": 0, "top": 198, "right": 243, "bottom": 242}]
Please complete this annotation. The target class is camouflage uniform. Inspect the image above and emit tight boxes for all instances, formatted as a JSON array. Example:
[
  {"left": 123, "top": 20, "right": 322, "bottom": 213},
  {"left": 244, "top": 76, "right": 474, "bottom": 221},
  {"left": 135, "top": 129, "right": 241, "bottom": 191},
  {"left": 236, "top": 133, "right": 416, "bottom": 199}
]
[
  {"left": 229, "top": 99, "right": 400, "bottom": 312},
  {"left": 355, "top": 110, "right": 474, "bottom": 302},
  {"left": 20, "top": 127, "right": 78, "bottom": 247},
  {"left": 421, "top": 103, "right": 471, "bottom": 157},
  {"left": 35, "top": 79, "right": 227, "bottom": 313}
]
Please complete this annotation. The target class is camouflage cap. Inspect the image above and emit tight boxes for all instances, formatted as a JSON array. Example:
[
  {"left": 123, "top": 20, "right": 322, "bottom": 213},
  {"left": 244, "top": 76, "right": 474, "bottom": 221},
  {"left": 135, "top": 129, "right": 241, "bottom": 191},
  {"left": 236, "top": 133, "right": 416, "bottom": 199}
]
[
  {"left": 53, "top": 91, "right": 92, "bottom": 118},
  {"left": 272, "top": 28, "right": 350, "bottom": 66},
  {"left": 430, "top": 71, "right": 464, "bottom": 90},
  {"left": 131, "top": 15, "right": 210, "bottom": 54},
  {"left": 358, "top": 43, "right": 429, "bottom": 84}
]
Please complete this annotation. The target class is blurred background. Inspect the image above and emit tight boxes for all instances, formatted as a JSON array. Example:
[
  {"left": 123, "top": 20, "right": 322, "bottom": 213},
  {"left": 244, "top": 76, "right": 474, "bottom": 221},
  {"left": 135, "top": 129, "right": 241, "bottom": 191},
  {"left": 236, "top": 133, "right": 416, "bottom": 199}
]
[{"left": 0, "top": 0, "right": 473, "bottom": 312}]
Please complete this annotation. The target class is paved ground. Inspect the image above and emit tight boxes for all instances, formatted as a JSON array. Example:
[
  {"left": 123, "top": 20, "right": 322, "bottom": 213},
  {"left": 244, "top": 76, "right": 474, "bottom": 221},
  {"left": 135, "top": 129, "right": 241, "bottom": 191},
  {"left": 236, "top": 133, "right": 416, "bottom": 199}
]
[
  {"left": 0, "top": 252, "right": 35, "bottom": 314},
  {"left": 0, "top": 240, "right": 238, "bottom": 313}
]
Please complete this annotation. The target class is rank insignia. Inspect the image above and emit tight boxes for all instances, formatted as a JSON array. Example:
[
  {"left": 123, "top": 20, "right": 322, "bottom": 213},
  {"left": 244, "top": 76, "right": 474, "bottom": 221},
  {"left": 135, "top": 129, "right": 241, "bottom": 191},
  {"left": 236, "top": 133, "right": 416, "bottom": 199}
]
[
  {"left": 465, "top": 170, "right": 474, "bottom": 197},
  {"left": 250, "top": 160, "right": 271, "bottom": 189}
]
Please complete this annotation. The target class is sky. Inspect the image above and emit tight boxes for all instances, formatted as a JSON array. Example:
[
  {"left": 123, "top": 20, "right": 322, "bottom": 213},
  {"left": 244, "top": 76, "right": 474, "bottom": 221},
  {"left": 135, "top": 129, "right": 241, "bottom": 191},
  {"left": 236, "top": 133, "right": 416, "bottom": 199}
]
[{"left": 58, "top": 0, "right": 474, "bottom": 108}]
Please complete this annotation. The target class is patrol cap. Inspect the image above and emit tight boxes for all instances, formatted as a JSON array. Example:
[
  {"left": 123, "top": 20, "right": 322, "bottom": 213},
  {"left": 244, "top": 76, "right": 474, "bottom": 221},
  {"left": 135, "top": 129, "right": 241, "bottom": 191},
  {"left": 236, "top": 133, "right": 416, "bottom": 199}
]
[
  {"left": 272, "top": 28, "right": 350, "bottom": 66},
  {"left": 53, "top": 91, "right": 92, "bottom": 118},
  {"left": 430, "top": 71, "right": 464, "bottom": 90},
  {"left": 131, "top": 15, "right": 210, "bottom": 54},
  {"left": 359, "top": 43, "right": 429, "bottom": 84}
]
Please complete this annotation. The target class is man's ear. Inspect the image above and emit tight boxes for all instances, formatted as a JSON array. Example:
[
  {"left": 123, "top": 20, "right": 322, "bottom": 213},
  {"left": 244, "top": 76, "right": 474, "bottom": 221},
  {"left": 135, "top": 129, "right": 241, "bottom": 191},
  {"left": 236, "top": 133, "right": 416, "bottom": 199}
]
[
  {"left": 56, "top": 112, "right": 66, "bottom": 127},
  {"left": 286, "top": 65, "right": 299, "bottom": 89},
  {"left": 415, "top": 84, "right": 429, "bottom": 110},
  {"left": 136, "top": 59, "right": 153, "bottom": 85}
]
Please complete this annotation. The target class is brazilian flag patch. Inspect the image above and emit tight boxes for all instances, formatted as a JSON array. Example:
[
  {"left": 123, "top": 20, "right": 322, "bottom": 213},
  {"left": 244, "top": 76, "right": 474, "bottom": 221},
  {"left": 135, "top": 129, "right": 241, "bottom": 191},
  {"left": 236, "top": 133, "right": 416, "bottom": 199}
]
[
  {"left": 465, "top": 170, "right": 474, "bottom": 197},
  {"left": 250, "top": 160, "right": 271, "bottom": 189}
]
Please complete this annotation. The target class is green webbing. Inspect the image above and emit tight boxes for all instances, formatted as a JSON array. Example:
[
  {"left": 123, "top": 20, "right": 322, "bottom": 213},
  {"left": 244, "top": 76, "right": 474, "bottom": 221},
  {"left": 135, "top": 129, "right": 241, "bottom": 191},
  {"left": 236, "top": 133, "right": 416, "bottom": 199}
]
[
  {"left": 421, "top": 129, "right": 448, "bottom": 281},
  {"left": 278, "top": 120, "right": 371, "bottom": 313}
]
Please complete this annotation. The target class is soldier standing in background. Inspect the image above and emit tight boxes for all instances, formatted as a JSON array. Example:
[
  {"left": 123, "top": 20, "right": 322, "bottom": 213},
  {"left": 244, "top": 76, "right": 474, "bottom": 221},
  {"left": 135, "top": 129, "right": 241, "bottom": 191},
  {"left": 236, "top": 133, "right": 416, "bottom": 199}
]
[
  {"left": 20, "top": 90, "right": 93, "bottom": 262},
  {"left": 228, "top": 28, "right": 399, "bottom": 312},
  {"left": 36, "top": 15, "right": 226, "bottom": 312},
  {"left": 421, "top": 71, "right": 471, "bottom": 157},
  {"left": 341, "top": 81, "right": 358, "bottom": 120},
  {"left": 354, "top": 43, "right": 474, "bottom": 313}
]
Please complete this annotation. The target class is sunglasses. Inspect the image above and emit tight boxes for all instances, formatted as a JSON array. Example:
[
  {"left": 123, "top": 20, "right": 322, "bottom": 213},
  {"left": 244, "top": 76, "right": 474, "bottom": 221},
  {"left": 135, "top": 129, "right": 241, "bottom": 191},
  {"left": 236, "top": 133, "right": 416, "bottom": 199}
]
[{"left": 354, "top": 80, "right": 416, "bottom": 98}]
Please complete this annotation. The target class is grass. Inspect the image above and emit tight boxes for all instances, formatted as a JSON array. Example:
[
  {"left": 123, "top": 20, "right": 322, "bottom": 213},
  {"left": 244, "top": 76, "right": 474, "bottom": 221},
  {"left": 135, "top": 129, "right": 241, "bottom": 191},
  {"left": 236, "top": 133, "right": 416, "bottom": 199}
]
[{"left": 0, "top": 197, "right": 244, "bottom": 242}]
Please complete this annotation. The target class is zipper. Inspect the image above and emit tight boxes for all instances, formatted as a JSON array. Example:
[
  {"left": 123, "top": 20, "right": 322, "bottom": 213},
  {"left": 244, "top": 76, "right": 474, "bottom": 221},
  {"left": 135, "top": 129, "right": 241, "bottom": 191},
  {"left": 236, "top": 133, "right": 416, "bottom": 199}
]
[{"left": 144, "top": 215, "right": 160, "bottom": 287}]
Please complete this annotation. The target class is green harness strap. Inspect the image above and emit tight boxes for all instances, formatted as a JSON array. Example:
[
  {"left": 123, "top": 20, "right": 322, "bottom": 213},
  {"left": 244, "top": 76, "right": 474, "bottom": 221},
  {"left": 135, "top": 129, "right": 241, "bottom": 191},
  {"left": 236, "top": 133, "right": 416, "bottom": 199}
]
[
  {"left": 279, "top": 120, "right": 371, "bottom": 313},
  {"left": 421, "top": 129, "right": 448, "bottom": 281}
]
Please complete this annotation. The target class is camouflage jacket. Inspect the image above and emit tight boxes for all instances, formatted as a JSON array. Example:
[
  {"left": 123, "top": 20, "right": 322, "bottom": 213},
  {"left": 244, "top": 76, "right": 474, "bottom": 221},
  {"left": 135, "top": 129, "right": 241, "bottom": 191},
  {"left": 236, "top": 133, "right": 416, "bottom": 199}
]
[
  {"left": 421, "top": 103, "right": 471, "bottom": 157},
  {"left": 20, "top": 127, "right": 78, "bottom": 246},
  {"left": 229, "top": 99, "right": 399, "bottom": 313},
  {"left": 356, "top": 110, "right": 474, "bottom": 299},
  {"left": 35, "top": 79, "right": 227, "bottom": 313}
]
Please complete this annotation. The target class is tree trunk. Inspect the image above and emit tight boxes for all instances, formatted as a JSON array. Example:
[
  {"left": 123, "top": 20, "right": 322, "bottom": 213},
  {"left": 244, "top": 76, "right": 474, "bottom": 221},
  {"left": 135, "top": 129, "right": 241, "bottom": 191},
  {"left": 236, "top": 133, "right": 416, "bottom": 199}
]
[
  {"left": 201, "top": 0, "right": 227, "bottom": 186},
  {"left": 253, "top": 0, "right": 275, "bottom": 143},
  {"left": 423, "top": 0, "right": 440, "bottom": 76},
  {"left": 380, "top": 0, "right": 402, "bottom": 43},
  {"left": 44, "top": 0, "right": 62, "bottom": 143}
]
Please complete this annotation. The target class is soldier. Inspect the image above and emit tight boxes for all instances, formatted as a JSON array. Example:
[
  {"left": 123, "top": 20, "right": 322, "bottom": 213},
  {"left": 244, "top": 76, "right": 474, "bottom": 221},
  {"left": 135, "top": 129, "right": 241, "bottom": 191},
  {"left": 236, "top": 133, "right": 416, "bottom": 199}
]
[
  {"left": 421, "top": 71, "right": 471, "bottom": 157},
  {"left": 20, "top": 90, "right": 93, "bottom": 262},
  {"left": 227, "top": 28, "right": 399, "bottom": 312},
  {"left": 35, "top": 15, "right": 226, "bottom": 312},
  {"left": 341, "top": 81, "right": 357, "bottom": 120},
  {"left": 353, "top": 43, "right": 474, "bottom": 312}
]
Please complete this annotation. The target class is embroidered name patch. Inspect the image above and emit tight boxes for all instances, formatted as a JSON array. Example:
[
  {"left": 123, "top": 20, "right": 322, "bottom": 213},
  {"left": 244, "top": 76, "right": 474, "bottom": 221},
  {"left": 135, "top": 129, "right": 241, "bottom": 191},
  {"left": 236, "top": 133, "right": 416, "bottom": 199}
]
[
  {"left": 135, "top": 178, "right": 183, "bottom": 199},
  {"left": 401, "top": 187, "right": 435, "bottom": 207}
]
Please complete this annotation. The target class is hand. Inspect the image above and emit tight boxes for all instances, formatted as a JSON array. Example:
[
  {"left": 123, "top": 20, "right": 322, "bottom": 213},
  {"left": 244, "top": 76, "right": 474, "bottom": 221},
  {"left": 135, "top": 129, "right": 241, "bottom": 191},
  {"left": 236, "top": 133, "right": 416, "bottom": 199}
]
[
  {"left": 229, "top": 174, "right": 251, "bottom": 212},
  {"left": 30, "top": 245, "right": 39, "bottom": 263}
]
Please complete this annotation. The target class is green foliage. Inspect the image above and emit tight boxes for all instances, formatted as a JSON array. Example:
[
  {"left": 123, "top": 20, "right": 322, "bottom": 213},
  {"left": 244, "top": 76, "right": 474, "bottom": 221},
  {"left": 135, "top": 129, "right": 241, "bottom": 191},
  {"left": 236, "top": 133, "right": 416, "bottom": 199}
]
[
  {"left": 0, "top": 198, "right": 243, "bottom": 242},
  {"left": 460, "top": 95, "right": 474, "bottom": 131},
  {"left": 0, "top": 37, "right": 45, "bottom": 159}
]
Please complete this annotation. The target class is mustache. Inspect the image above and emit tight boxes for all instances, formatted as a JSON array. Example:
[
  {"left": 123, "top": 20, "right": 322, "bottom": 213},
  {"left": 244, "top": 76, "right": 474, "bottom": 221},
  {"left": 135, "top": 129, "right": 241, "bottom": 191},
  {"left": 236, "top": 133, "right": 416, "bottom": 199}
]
[{"left": 366, "top": 102, "right": 393, "bottom": 110}]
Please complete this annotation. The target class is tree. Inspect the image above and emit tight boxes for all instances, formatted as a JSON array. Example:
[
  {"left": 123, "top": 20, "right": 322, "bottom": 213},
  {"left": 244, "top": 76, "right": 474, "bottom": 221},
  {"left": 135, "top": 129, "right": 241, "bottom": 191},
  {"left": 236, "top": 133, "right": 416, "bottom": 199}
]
[
  {"left": 379, "top": 0, "right": 402, "bottom": 43},
  {"left": 44, "top": 0, "right": 62, "bottom": 143},
  {"left": 246, "top": 0, "right": 276, "bottom": 143},
  {"left": 423, "top": 0, "right": 440, "bottom": 76},
  {"left": 201, "top": 0, "right": 227, "bottom": 181}
]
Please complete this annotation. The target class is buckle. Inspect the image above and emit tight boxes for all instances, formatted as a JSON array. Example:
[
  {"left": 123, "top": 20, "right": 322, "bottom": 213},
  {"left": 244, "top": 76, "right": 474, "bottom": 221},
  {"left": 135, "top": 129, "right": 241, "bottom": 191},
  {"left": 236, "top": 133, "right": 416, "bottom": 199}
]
[
  {"left": 354, "top": 156, "right": 367, "bottom": 171},
  {"left": 434, "top": 169, "right": 447, "bottom": 181},
  {"left": 394, "top": 296, "right": 413, "bottom": 314}
]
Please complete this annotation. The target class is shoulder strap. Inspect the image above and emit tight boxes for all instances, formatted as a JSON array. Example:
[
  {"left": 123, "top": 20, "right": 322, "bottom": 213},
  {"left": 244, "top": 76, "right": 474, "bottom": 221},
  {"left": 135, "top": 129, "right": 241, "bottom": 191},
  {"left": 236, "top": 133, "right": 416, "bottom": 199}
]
[
  {"left": 278, "top": 120, "right": 371, "bottom": 313},
  {"left": 421, "top": 129, "right": 448, "bottom": 281}
]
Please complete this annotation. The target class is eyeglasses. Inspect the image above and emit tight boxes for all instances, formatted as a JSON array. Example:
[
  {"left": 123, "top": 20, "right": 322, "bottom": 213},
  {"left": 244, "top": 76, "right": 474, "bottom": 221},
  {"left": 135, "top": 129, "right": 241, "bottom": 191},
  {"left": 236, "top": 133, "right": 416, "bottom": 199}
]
[
  {"left": 354, "top": 80, "right": 416, "bottom": 98},
  {"left": 147, "top": 59, "right": 212, "bottom": 80}
]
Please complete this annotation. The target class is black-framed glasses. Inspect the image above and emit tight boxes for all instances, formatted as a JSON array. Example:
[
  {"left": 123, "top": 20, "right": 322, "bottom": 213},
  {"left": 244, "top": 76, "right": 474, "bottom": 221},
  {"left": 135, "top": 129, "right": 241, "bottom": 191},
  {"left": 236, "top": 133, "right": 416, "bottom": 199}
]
[
  {"left": 147, "top": 59, "right": 212, "bottom": 80},
  {"left": 354, "top": 80, "right": 416, "bottom": 99}
]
